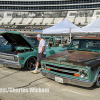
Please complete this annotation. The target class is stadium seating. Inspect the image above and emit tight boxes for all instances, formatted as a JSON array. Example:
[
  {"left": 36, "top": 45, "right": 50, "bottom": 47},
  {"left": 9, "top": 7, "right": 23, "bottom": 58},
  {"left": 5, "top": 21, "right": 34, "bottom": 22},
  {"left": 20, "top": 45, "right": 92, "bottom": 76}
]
[
  {"left": 91, "top": 17, "right": 97, "bottom": 22},
  {"left": 87, "top": 17, "right": 92, "bottom": 24},
  {"left": 54, "top": 18, "right": 64, "bottom": 24},
  {"left": 10, "top": 18, "right": 23, "bottom": 25},
  {"left": 42, "top": 18, "right": 53, "bottom": 25},
  {"left": 0, "top": 18, "right": 12, "bottom": 25},
  {"left": 74, "top": 17, "right": 86, "bottom": 25},
  {"left": 31, "top": 18, "right": 43, "bottom": 25},
  {"left": 93, "top": 10, "right": 100, "bottom": 17},
  {"left": 1, "top": 10, "right": 100, "bottom": 31},
  {"left": 66, "top": 17, "right": 75, "bottom": 23},
  {"left": 22, "top": 18, "right": 33, "bottom": 25}
]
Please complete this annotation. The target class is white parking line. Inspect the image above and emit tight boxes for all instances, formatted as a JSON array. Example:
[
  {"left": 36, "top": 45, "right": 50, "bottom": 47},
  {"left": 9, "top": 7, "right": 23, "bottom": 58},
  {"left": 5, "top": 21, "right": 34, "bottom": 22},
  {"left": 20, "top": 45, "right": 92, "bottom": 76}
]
[{"left": 62, "top": 89, "right": 89, "bottom": 96}]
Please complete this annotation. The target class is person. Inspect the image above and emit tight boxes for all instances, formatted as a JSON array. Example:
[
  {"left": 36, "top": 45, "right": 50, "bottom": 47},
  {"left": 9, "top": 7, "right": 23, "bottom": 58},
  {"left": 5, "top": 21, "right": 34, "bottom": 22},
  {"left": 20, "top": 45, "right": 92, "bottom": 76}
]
[{"left": 31, "top": 34, "right": 46, "bottom": 74}]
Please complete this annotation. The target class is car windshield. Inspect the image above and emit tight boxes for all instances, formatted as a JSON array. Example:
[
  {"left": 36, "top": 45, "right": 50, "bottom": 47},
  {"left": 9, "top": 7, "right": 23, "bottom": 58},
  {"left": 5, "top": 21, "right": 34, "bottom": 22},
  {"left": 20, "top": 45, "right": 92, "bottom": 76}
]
[
  {"left": 68, "top": 39, "right": 100, "bottom": 51},
  {"left": 27, "top": 37, "right": 39, "bottom": 47},
  {"left": 0, "top": 37, "right": 7, "bottom": 45}
]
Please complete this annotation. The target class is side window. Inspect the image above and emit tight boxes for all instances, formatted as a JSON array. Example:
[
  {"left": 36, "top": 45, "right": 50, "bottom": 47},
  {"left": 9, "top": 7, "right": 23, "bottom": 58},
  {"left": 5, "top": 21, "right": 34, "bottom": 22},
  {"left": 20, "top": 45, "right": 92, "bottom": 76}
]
[
  {"left": 79, "top": 40, "right": 87, "bottom": 49},
  {"left": 87, "top": 40, "right": 100, "bottom": 50},
  {"left": 71, "top": 40, "right": 79, "bottom": 49},
  {"left": 84, "top": 40, "right": 94, "bottom": 49},
  {"left": 55, "top": 38, "right": 60, "bottom": 47}
]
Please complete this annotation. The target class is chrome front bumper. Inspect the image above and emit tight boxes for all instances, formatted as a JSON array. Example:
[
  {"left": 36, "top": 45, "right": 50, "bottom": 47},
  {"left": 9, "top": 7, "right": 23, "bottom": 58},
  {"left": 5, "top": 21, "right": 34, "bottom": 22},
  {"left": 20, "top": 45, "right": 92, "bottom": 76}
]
[
  {"left": 0, "top": 60, "right": 21, "bottom": 68},
  {"left": 41, "top": 70, "right": 94, "bottom": 87}
]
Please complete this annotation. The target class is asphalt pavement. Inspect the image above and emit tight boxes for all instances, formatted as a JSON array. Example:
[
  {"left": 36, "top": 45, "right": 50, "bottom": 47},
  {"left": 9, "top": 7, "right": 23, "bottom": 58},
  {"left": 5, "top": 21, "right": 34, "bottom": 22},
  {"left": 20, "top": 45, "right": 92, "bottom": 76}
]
[{"left": 0, "top": 66, "right": 99, "bottom": 100}]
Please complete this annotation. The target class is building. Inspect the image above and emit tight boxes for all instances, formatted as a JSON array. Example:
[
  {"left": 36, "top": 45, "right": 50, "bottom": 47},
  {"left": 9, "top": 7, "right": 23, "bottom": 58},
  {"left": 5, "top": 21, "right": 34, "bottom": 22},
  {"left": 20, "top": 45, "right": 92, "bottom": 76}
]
[
  {"left": 0, "top": 0, "right": 100, "bottom": 11},
  {"left": 0, "top": 0, "right": 100, "bottom": 31}
]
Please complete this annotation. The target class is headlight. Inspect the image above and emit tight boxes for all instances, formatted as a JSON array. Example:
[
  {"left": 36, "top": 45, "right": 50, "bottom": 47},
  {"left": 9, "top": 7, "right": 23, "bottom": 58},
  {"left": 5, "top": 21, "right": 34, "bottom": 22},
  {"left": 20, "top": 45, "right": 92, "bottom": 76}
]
[
  {"left": 14, "top": 56, "right": 18, "bottom": 62},
  {"left": 80, "top": 70, "right": 88, "bottom": 79},
  {"left": 41, "top": 63, "right": 46, "bottom": 69}
]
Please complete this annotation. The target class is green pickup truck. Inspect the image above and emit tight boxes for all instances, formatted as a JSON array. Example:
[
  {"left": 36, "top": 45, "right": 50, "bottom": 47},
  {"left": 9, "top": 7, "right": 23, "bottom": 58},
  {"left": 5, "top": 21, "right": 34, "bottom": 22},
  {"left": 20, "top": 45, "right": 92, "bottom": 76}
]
[
  {"left": 0, "top": 31, "right": 67, "bottom": 70},
  {"left": 41, "top": 37, "right": 100, "bottom": 88}
]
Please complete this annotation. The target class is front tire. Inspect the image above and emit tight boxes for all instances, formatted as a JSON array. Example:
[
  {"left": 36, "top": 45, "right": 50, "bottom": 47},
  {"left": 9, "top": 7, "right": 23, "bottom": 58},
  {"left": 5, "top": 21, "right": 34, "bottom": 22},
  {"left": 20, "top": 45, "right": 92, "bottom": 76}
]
[
  {"left": 24, "top": 57, "right": 36, "bottom": 70},
  {"left": 93, "top": 73, "right": 100, "bottom": 88}
]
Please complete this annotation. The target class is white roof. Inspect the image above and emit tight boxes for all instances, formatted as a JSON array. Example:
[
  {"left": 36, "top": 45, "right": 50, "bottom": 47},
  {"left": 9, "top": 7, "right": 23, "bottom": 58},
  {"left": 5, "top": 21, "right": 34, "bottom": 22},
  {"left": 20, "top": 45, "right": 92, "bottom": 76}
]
[
  {"left": 72, "top": 18, "right": 100, "bottom": 33},
  {"left": 83, "top": 18, "right": 100, "bottom": 28},
  {"left": 43, "top": 19, "right": 79, "bottom": 34}
]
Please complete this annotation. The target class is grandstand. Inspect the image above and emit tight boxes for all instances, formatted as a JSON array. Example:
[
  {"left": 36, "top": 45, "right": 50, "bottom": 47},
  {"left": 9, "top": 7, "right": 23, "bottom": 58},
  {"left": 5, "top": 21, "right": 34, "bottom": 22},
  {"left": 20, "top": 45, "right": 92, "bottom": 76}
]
[
  {"left": 0, "top": 10, "right": 99, "bottom": 30},
  {"left": 0, "top": 0, "right": 100, "bottom": 31},
  {"left": 10, "top": 18, "right": 23, "bottom": 25},
  {"left": 0, "top": 18, "right": 12, "bottom": 25},
  {"left": 42, "top": 18, "right": 53, "bottom": 25},
  {"left": 54, "top": 18, "right": 64, "bottom": 24},
  {"left": 31, "top": 18, "right": 43, "bottom": 25},
  {"left": 22, "top": 18, "right": 33, "bottom": 25}
]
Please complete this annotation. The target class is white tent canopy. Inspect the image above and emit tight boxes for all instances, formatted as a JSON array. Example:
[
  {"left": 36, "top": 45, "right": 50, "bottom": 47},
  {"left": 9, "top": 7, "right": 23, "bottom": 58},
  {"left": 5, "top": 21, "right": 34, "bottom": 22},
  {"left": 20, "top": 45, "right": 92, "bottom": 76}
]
[
  {"left": 72, "top": 18, "right": 100, "bottom": 34},
  {"left": 43, "top": 19, "right": 79, "bottom": 35}
]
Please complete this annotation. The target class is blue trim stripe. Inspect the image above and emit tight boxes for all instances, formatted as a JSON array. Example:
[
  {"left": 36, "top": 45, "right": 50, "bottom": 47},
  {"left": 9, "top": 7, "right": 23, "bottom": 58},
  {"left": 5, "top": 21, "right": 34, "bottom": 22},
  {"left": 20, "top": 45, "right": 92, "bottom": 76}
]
[
  {"left": 0, "top": 29, "right": 5, "bottom": 31},
  {"left": 34, "top": 30, "right": 42, "bottom": 32}
]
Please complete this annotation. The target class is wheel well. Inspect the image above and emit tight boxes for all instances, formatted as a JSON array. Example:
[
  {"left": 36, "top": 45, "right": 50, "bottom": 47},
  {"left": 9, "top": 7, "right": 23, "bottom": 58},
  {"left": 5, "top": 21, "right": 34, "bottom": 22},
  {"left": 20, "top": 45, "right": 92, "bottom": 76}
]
[
  {"left": 24, "top": 56, "right": 37, "bottom": 66},
  {"left": 34, "top": 56, "right": 37, "bottom": 60}
]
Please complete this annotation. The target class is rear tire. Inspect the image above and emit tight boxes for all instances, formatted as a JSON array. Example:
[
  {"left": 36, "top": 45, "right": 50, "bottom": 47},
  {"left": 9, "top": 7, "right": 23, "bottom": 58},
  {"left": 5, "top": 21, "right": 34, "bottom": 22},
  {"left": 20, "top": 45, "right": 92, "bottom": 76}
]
[{"left": 24, "top": 57, "right": 36, "bottom": 70}]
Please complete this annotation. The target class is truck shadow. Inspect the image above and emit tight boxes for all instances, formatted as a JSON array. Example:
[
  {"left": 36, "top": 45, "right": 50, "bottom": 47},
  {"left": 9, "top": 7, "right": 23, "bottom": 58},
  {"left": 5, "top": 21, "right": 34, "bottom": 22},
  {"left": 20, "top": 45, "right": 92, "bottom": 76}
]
[
  {"left": 46, "top": 77, "right": 97, "bottom": 90},
  {"left": 62, "top": 83, "right": 96, "bottom": 90},
  {"left": 7, "top": 67, "right": 41, "bottom": 73},
  {"left": 7, "top": 67, "right": 28, "bottom": 71}
]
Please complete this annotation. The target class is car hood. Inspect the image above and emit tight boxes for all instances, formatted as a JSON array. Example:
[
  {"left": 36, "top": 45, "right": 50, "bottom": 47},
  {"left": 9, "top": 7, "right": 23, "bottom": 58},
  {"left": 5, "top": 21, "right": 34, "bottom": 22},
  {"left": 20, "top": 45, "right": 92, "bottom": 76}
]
[
  {"left": 0, "top": 31, "right": 35, "bottom": 48},
  {"left": 43, "top": 50, "right": 100, "bottom": 68}
]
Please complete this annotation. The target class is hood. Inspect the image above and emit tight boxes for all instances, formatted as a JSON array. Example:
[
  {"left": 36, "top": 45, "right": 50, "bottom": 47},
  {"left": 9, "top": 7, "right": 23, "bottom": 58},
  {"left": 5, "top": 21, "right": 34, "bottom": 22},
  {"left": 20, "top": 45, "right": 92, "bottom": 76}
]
[
  {"left": 0, "top": 31, "right": 34, "bottom": 48},
  {"left": 44, "top": 50, "right": 100, "bottom": 67}
]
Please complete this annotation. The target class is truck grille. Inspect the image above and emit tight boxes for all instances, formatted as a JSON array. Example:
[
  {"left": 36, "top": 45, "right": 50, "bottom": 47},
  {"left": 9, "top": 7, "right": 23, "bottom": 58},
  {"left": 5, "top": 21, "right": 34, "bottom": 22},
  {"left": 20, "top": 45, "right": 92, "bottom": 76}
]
[
  {"left": 46, "top": 64, "right": 79, "bottom": 76},
  {"left": 0, "top": 54, "right": 15, "bottom": 61}
]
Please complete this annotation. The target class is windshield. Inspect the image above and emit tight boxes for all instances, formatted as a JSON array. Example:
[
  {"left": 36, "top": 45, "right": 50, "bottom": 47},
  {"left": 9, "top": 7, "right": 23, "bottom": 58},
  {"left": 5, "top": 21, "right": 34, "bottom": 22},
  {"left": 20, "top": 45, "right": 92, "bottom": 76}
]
[
  {"left": 0, "top": 37, "right": 8, "bottom": 45},
  {"left": 27, "top": 37, "right": 39, "bottom": 47},
  {"left": 68, "top": 39, "right": 100, "bottom": 51}
]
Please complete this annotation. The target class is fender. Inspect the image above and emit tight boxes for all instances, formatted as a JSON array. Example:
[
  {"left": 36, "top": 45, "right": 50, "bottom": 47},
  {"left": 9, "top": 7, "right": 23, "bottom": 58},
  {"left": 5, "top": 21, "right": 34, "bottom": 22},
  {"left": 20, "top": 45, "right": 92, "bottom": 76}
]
[{"left": 18, "top": 51, "right": 38, "bottom": 68}]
